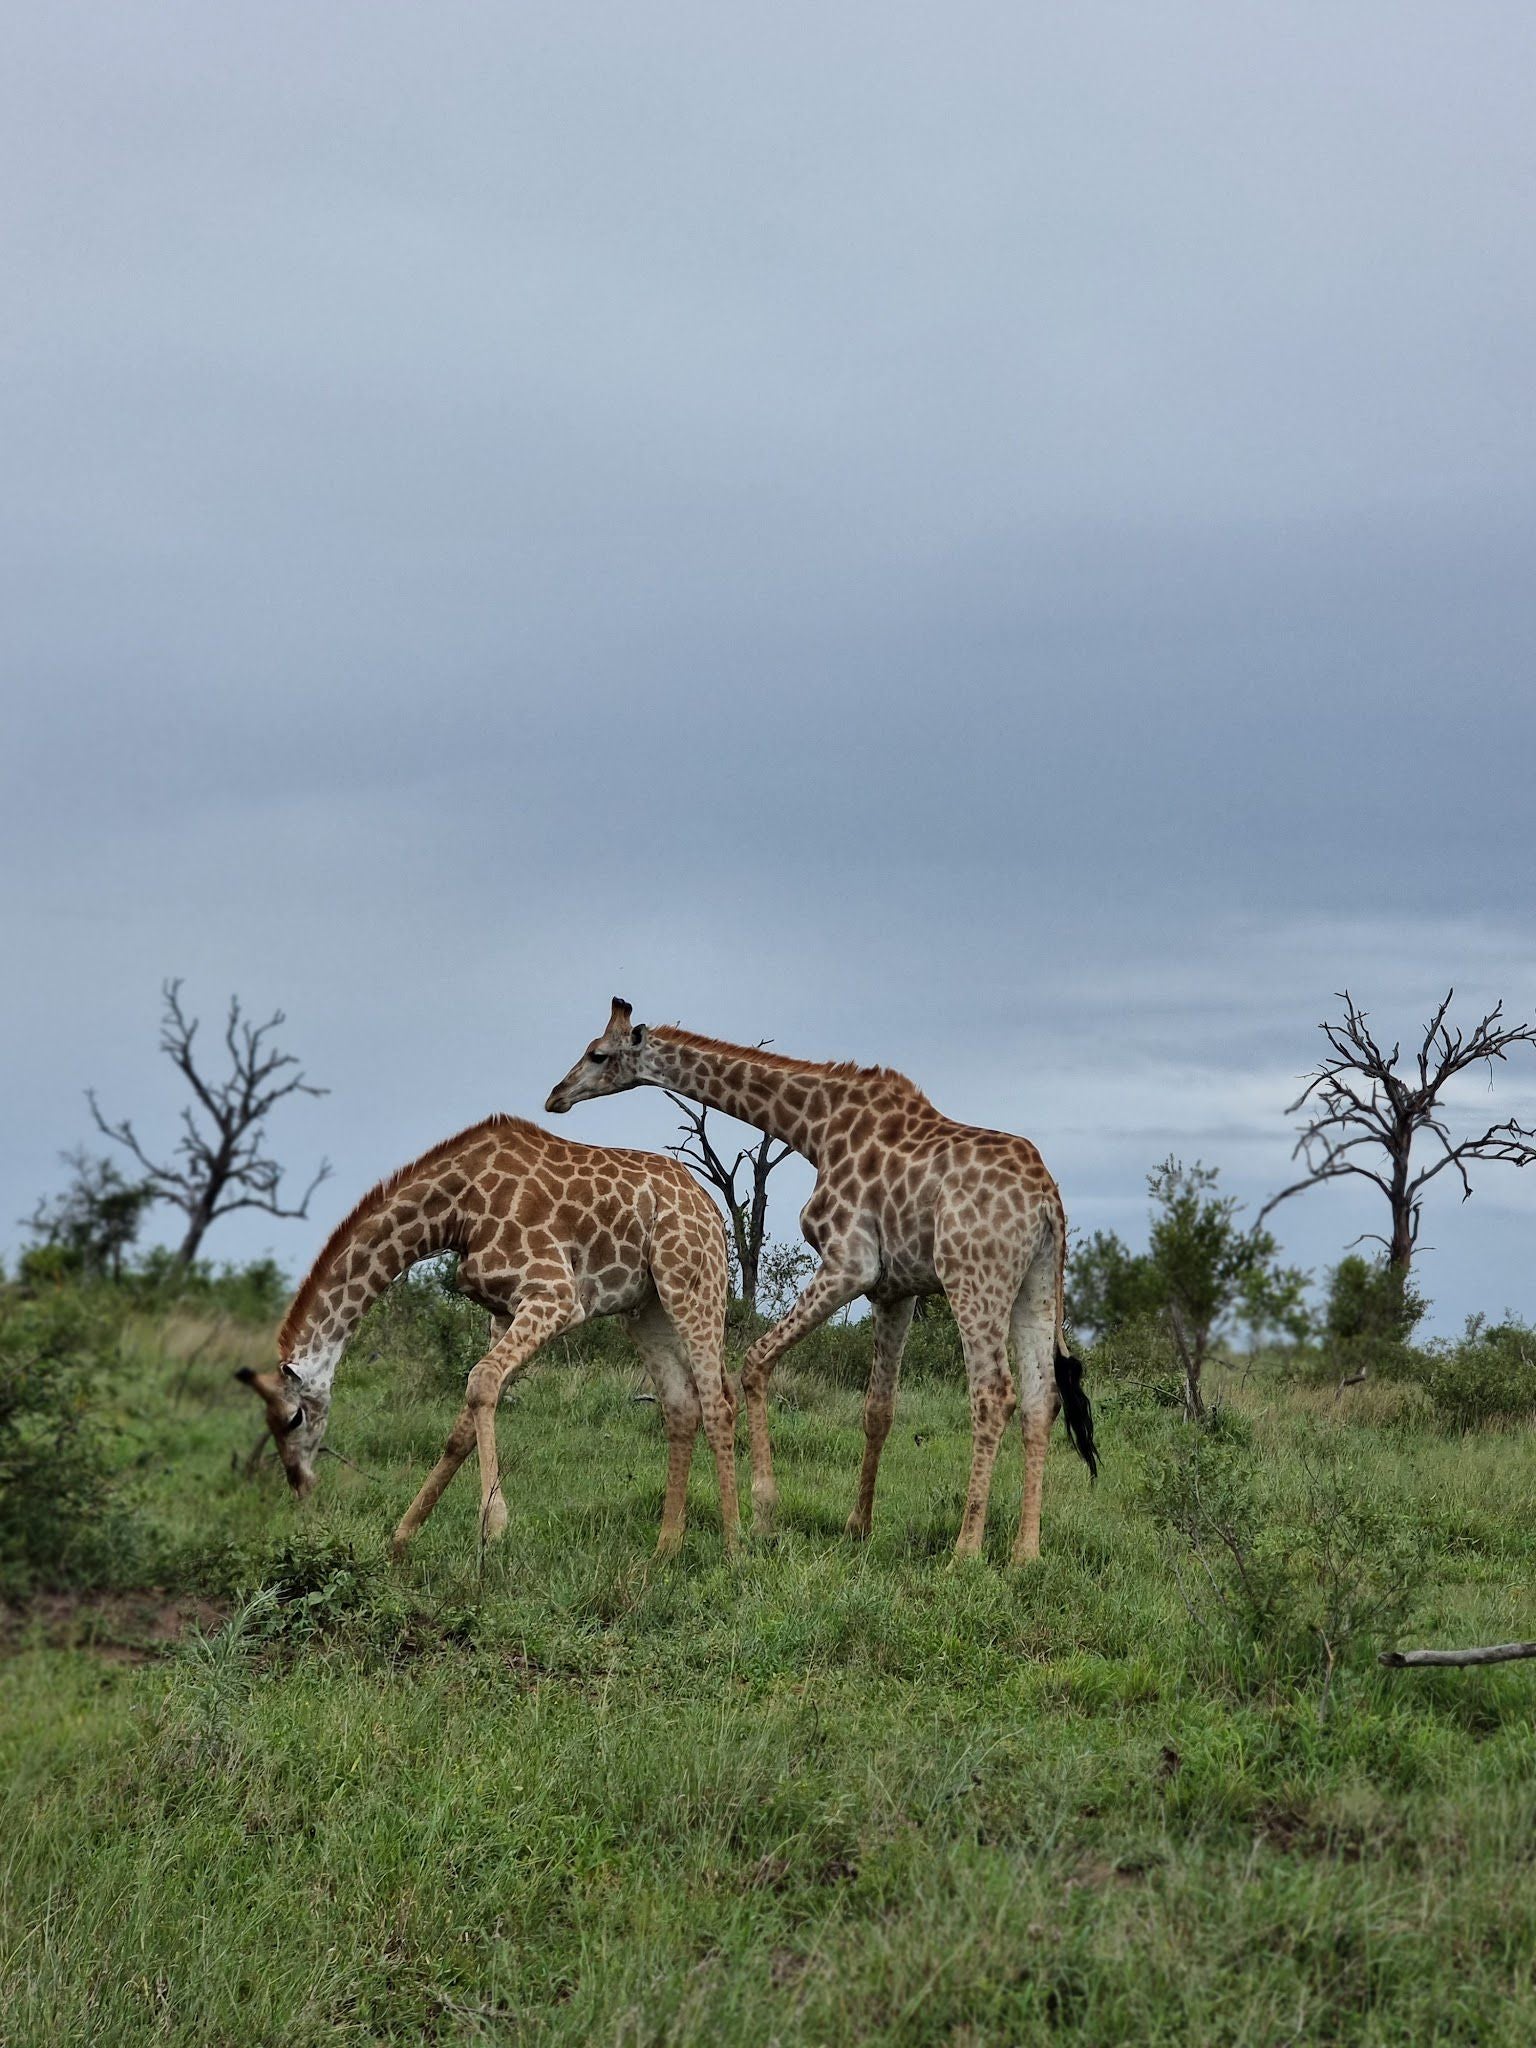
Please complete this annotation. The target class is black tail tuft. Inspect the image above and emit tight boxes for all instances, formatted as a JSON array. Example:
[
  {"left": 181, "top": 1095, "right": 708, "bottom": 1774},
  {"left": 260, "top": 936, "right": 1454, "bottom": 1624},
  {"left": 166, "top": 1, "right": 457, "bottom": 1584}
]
[{"left": 1054, "top": 1348, "right": 1099, "bottom": 1481}]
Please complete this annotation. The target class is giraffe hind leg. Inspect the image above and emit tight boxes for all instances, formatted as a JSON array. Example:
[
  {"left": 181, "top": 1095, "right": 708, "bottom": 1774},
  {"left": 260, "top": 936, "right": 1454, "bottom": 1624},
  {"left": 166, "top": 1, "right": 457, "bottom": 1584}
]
[
  {"left": 846, "top": 1294, "right": 915, "bottom": 1539},
  {"left": 1009, "top": 1242, "right": 1059, "bottom": 1566},
  {"left": 628, "top": 1296, "right": 707, "bottom": 1556},
  {"left": 939, "top": 1254, "right": 1019, "bottom": 1561}
]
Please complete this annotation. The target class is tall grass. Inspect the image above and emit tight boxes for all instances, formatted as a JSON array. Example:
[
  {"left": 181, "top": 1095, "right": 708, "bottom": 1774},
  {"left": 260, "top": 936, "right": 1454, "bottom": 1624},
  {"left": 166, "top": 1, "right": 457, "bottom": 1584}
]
[{"left": 2, "top": 1291, "right": 1535, "bottom": 2043}]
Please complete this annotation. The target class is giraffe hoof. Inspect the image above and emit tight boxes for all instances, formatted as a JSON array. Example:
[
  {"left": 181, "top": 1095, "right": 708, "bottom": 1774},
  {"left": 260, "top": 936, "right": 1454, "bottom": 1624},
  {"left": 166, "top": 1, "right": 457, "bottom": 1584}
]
[
  {"left": 844, "top": 1514, "right": 872, "bottom": 1541},
  {"left": 654, "top": 1532, "right": 683, "bottom": 1561},
  {"left": 1009, "top": 1542, "right": 1041, "bottom": 1567}
]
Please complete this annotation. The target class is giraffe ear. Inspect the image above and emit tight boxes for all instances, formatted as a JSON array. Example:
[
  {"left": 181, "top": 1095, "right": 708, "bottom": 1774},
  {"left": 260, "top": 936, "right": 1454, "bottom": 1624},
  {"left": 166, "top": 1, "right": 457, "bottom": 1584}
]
[
  {"left": 630, "top": 1023, "right": 646, "bottom": 1049},
  {"left": 608, "top": 996, "right": 633, "bottom": 1035}
]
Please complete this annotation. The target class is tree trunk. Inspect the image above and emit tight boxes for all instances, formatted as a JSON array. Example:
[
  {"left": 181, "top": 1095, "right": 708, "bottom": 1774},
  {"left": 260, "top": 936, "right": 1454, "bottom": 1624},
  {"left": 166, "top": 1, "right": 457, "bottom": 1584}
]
[
  {"left": 175, "top": 1218, "right": 207, "bottom": 1268},
  {"left": 1168, "top": 1302, "right": 1204, "bottom": 1421},
  {"left": 1387, "top": 1128, "right": 1414, "bottom": 1274},
  {"left": 734, "top": 1216, "right": 759, "bottom": 1317},
  {"left": 176, "top": 1191, "right": 217, "bottom": 1268}
]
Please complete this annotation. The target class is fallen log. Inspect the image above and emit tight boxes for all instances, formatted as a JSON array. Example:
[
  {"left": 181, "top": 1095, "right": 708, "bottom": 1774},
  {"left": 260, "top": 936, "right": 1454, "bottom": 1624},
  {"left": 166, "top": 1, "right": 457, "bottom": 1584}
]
[{"left": 1379, "top": 1641, "right": 1536, "bottom": 1669}]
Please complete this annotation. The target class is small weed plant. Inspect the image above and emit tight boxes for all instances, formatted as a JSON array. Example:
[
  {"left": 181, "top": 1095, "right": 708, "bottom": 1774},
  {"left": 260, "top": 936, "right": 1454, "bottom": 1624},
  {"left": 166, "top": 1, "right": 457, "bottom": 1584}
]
[{"left": 1141, "top": 1406, "right": 1425, "bottom": 1713}]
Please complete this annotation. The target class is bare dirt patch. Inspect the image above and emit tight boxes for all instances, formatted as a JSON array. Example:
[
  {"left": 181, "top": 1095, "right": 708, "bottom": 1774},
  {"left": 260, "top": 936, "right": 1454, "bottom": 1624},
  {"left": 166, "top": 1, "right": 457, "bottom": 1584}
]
[{"left": 1, "top": 1589, "right": 228, "bottom": 1663}]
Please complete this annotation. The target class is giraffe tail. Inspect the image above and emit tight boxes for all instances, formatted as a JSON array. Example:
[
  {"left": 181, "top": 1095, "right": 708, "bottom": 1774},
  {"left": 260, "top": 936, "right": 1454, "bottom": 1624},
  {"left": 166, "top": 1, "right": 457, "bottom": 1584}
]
[
  {"left": 1050, "top": 1196, "right": 1098, "bottom": 1480},
  {"left": 1053, "top": 1349, "right": 1098, "bottom": 1479}
]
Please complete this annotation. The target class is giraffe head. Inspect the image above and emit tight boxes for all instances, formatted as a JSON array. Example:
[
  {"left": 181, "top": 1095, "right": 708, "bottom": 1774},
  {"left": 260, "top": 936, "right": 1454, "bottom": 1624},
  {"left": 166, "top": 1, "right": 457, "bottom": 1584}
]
[
  {"left": 233, "top": 1358, "right": 332, "bottom": 1496},
  {"left": 545, "top": 996, "right": 649, "bottom": 1113}
]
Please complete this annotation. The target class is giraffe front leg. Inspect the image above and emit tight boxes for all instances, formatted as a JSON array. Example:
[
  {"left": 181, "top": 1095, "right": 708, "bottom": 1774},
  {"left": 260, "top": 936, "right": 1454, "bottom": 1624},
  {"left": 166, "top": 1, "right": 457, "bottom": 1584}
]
[
  {"left": 740, "top": 1258, "right": 875, "bottom": 1534},
  {"left": 391, "top": 1404, "right": 475, "bottom": 1556},
  {"left": 397, "top": 1289, "right": 578, "bottom": 1557}
]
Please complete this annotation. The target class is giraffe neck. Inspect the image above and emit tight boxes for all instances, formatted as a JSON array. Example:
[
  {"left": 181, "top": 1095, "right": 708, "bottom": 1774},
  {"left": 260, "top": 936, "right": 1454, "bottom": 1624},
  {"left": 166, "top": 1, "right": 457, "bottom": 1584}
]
[
  {"left": 280, "top": 1186, "right": 466, "bottom": 1398},
  {"left": 640, "top": 1029, "right": 844, "bottom": 1163}
]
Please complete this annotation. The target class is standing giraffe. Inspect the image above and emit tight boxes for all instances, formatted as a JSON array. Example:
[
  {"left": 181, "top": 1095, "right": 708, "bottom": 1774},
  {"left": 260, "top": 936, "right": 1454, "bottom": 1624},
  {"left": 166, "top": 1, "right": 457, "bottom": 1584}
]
[
  {"left": 546, "top": 1002, "right": 1096, "bottom": 1563},
  {"left": 234, "top": 1114, "right": 739, "bottom": 1558}
]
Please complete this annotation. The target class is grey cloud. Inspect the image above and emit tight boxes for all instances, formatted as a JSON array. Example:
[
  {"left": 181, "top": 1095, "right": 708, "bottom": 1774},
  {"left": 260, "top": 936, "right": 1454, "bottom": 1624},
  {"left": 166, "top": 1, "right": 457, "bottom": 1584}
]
[{"left": 3, "top": 4, "right": 1533, "bottom": 1334}]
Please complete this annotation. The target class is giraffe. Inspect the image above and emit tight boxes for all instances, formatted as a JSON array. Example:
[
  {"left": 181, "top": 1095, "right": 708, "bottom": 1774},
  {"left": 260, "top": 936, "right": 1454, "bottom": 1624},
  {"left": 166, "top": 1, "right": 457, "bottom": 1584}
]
[
  {"left": 233, "top": 1114, "right": 739, "bottom": 1558},
  {"left": 546, "top": 1002, "right": 1096, "bottom": 1563}
]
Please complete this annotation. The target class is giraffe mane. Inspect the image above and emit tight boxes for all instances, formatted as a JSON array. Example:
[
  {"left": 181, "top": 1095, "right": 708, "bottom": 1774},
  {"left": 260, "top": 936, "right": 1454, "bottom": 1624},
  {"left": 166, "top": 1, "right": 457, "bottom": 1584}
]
[
  {"left": 278, "top": 1113, "right": 538, "bottom": 1351},
  {"left": 652, "top": 1027, "right": 932, "bottom": 1102}
]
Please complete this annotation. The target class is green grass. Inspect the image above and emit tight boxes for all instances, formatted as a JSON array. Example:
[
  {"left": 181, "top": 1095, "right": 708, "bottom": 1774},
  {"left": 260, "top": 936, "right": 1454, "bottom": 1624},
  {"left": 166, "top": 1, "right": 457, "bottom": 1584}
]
[{"left": 3, "top": 1311, "right": 1536, "bottom": 2044}]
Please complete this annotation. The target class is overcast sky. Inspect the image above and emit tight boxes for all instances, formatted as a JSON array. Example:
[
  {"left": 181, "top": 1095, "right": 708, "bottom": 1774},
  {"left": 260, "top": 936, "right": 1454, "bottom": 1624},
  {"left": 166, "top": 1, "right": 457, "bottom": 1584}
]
[{"left": 4, "top": 4, "right": 1533, "bottom": 1332}]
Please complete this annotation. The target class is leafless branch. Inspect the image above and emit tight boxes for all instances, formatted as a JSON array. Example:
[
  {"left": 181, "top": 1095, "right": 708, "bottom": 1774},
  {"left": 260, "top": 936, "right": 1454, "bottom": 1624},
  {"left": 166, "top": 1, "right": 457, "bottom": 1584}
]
[
  {"left": 89, "top": 979, "right": 331, "bottom": 1266},
  {"left": 1261, "top": 989, "right": 1536, "bottom": 1273},
  {"left": 665, "top": 1085, "right": 791, "bottom": 1316}
]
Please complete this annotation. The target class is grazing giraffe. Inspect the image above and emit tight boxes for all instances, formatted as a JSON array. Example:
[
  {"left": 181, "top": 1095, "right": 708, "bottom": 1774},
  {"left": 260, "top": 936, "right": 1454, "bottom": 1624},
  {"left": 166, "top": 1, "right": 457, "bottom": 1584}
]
[
  {"left": 546, "top": 1002, "right": 1096, "bottom": 1563},
  {"left": 234, "top": 1114, "right": 739, "bottom": 1558}
]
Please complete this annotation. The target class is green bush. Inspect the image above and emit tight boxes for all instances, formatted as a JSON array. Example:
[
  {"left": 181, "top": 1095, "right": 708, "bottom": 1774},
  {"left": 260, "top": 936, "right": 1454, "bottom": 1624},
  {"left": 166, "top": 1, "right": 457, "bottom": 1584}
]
[
  {"left": 123, "top": 1250, "right": 292, "bottom": 1324},
  {"left": 764, "top": 1297, "right": 965, "bottom": 1390},
  {"left": 1391, "top": 1314, "right": 1536, "bottom": 1431},
  {"left": 1139, "top": 1413, "right": 1424, "bottom": 1703},
  {"left": 1085, "top": 1315, "right": 1184, "bottom": 1411},
  {"left": 352, "top": 1260, "right": 642, "bottom": 1398},
  {"left": 1313, "top": 1254, "right": 1427, "bottom": 1385},
  {"left": 353, "top": 1259, "right": 497, "bottom": 1396},
  {"left": 0, "top": 1287, "right": 147, "bottom": 1593}
]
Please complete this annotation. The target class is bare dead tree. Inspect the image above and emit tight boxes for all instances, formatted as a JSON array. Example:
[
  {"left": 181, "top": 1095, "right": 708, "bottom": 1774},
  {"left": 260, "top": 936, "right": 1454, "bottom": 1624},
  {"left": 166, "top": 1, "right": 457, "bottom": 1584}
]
[
  {"left": 1260, "top": 989, "right": 1536, "bottom": 1277},
  {"left": 89, "top": 979, "right": 331, "bottom": 1268},
  {"left": 666, "top": 1096, "right": 792, "bottom": 1317}
]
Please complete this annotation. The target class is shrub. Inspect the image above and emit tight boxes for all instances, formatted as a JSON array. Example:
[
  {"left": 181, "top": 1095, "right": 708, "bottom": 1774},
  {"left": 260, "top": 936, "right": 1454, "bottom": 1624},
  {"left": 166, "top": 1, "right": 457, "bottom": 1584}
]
[
  {"left": 123, "top": 1250, "right": 291, "bottom": 1324},
  {"left": 1086, "top": 1315, "right": 1185, "bottom": 1413},
  {"left": 1317, "top": 1255, "right": 1427, "bottom": 1385},
  {"left": 764, "top": 1297, "right": 965, "bottom": 1390},
  {"left": 0, "top": 1287, "right": 145, "bottom": 1592},
  {"left": 353, "top": 1259, "right": 498, "bottom": 1396},
  {"left": 1391, "top": 1314, "right": 1536, "bottom": 1431},
  {"left": 1068, "top": 1229, "right": 1160, "bottom": 1340},
  {"left": 1140, "top": 1414, "right": 1424, "bottom": 1706}
]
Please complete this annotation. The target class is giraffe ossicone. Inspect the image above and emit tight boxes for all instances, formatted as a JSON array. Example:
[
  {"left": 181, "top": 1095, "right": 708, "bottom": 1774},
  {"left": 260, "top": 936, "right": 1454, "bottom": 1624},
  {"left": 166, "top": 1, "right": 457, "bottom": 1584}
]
[
  {"left": 235, "top": 1113, "right": 739, "bottom": 1558},
  {"left": 546, "top": 1002, "right": 1096, "bottom": 1563}
]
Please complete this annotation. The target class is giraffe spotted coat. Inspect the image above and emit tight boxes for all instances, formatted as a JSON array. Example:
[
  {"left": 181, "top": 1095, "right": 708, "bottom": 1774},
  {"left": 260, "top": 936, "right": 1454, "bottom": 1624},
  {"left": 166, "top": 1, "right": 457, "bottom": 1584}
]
[
  {"left": 236, "top": 1114, "right": 739, "bottom": 1557},
  {"left": 547, "top": 1001, "right": 1096, "bottom": 1563}
]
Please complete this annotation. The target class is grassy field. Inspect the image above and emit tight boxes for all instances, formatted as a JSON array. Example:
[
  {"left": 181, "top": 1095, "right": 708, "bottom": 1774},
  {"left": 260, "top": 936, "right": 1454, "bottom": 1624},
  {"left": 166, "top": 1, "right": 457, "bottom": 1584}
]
[{"left": 3, "top": 1298, "right": 1536, "bottom": 2045}]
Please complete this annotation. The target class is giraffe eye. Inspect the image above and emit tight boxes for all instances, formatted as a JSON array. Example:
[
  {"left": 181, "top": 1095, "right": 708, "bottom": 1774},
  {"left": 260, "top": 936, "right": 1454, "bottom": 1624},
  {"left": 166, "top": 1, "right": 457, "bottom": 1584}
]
[{"left": 589, "top": 1049, "right": 609, "bottom": 1064}]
